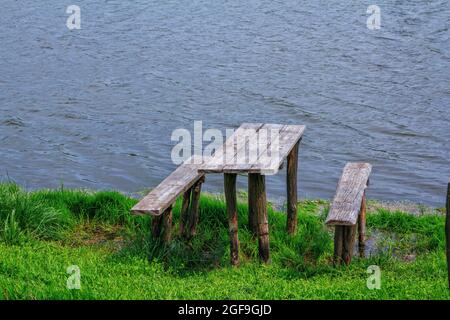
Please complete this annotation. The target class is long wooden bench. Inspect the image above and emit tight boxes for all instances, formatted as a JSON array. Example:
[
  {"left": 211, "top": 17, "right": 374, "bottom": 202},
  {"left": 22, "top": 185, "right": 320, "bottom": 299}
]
[
  {"left": 325, "top": 162, "right": 372, "bottom": 265},
  {"left": 131, "top": 156, "right": 205, "bottom": 243}
]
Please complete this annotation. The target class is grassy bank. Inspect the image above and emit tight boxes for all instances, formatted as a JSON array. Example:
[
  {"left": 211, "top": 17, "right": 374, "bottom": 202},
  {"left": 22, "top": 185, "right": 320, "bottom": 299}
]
[{"left": 0, "top": 183, "right": 448, "bottom": 299}]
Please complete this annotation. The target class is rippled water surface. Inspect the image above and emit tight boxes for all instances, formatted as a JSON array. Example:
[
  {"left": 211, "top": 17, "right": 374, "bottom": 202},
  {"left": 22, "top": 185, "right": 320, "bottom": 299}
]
[{"left": 1, "top": 1, "right": 449, "bottom": 206}]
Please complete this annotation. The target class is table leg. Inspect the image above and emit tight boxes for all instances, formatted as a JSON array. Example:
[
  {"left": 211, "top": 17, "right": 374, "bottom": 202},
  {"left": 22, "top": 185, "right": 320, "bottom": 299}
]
[
  {"left": 249, "top": 173, "right": 270, "bottom": 263},
  {"left": 286, "top": 141, "right": 299, "bottom": 234},
  {"left": 248, "top": 174, "right": 258, "bottom": 235},
  {"left": 224, "top": 173, "right": 239, "bottom": 266}
]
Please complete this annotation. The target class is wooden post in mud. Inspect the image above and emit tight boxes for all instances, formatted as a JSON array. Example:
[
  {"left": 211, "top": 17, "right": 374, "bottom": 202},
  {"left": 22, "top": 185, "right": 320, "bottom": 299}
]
[
  {"left": 224, "top": 173, "right": 239, "bottom": 266},
  {"left": 358, "top": 192, "right": 367, "bottom": 258},
  {"left": 286, "top": 141, "right": 299, "bottom": 235},
  {"left": 185, "top": 176, "right": 205, "bottom": 239},
  {"left": 249, "top": 173, "right": 270, "bottom": 263},
  {"left": 446, "top": 183, "right": 450, "bottom": 289}
]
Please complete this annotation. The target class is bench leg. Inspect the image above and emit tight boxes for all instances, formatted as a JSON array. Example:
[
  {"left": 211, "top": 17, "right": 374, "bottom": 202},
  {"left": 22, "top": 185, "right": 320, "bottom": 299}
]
[
  {"left": 358, "top": 192, "right": 367, "bottom": 258},
  {"left": 162, "top": 206, "right": 173, "bottom": 244},
  {"left": 179, "top": 189, "right": 192, "bottom": 236},
  {"left": 249, "top": 173, "right": 270, "bottom": 263},
  {"left": 334, "top": 225, "right": 356, "bottom": 265},
  {"left": 185, "top": 176, "right": 205, "bottom": 239},
  {"left": 342, "top": 225, "right": 356, "bottom": 265},
  {"left": 248, "top": 174, "right": 258, "bottom": 236},
  {"left": 152, "top": 215, "right": 163, "bottom": 239},
  {"left": 286, "top": 141, "right": 299, "bottom": 235},
  {"left": 224, "top": 173, "right": 239, "bottom": 266},
  {"left": 333, "top": 226, "right": 344, "bottom": 265},
  {"left": 152, "top": 205, "right": 173, "bottom": 244}
]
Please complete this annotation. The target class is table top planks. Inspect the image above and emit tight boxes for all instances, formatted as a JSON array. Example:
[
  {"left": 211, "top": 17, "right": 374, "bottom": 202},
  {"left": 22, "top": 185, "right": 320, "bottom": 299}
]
[{"left": 198, "top": 123, "right": 305, "bottom": 175}]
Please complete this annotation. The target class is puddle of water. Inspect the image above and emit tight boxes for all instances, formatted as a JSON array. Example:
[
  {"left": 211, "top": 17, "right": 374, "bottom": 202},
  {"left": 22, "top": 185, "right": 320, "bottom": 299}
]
[{"left": 355, "top": 229, "right": 417, "bottom": 262}]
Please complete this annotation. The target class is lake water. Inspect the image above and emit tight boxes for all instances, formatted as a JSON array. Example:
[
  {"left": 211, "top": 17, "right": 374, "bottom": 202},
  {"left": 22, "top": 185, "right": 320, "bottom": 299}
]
[{"left": 1, "top": 1, "right": 449, "bottom": 207}]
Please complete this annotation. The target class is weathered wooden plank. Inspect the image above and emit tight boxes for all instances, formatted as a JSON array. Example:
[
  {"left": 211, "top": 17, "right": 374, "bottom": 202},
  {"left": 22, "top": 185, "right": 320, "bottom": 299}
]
[
  {"left": 199, "top": 123, "right": 263, "bottom": 173},
  {"left": 222, "top": 123, "right": 265, "bottom": 172},
  {"left": 131, "top": 156, "right": 204, "bottom": 216},
  {"left": 222, "top": 124, "right": 284, "bottom": 173},
  {"left": 250, "top": 124, "right": 286, "bottom": 174},
  {"left": 325, "top": 163, "right": 372, "bottom": 226},
  {"left": 198, "top": 123, "right": 305, "bottom": 174},
  {"left": 224, "top": 124, "right": 302, "bottom": 174},
  {"left": 250, "top": 125, "right": 305, "bottom": 175}
]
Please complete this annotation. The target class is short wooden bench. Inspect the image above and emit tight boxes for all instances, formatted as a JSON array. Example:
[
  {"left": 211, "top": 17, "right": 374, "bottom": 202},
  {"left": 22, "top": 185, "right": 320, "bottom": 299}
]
[
  {"left": 325, "top": 162, "right": 372, "bottom": 265},
  {"left": 131, "top": 156, "right": 205, "bottom": 243}
]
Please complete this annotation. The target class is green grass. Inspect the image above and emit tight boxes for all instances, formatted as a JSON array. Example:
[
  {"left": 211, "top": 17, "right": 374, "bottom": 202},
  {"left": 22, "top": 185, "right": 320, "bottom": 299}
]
[{"left": 0, "top": 182, "right": 448, "bottom": 300}]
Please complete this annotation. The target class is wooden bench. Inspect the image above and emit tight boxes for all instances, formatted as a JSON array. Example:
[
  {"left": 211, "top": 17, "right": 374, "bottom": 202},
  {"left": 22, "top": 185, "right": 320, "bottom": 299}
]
[
  {"left": 325, "top": 162, "right": 372, "bottom": 265},
  {"left": 131, "top": 156, "right": 205, "bottom": 243}
]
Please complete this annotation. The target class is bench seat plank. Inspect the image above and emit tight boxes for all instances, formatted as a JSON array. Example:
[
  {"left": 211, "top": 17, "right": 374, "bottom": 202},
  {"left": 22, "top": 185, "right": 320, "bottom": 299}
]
[
  {"left": 325, "top": 163, "right": 372, "bottom": 226},
  {"left": 131, "top": 157, "right": 204, "bottom": 216}
]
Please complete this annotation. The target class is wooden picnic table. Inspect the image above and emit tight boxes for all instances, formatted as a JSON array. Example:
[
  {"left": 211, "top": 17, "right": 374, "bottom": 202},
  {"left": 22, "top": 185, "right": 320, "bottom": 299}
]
[{"left": 198, "top": 123, "right": 305, "bottom": 264}]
